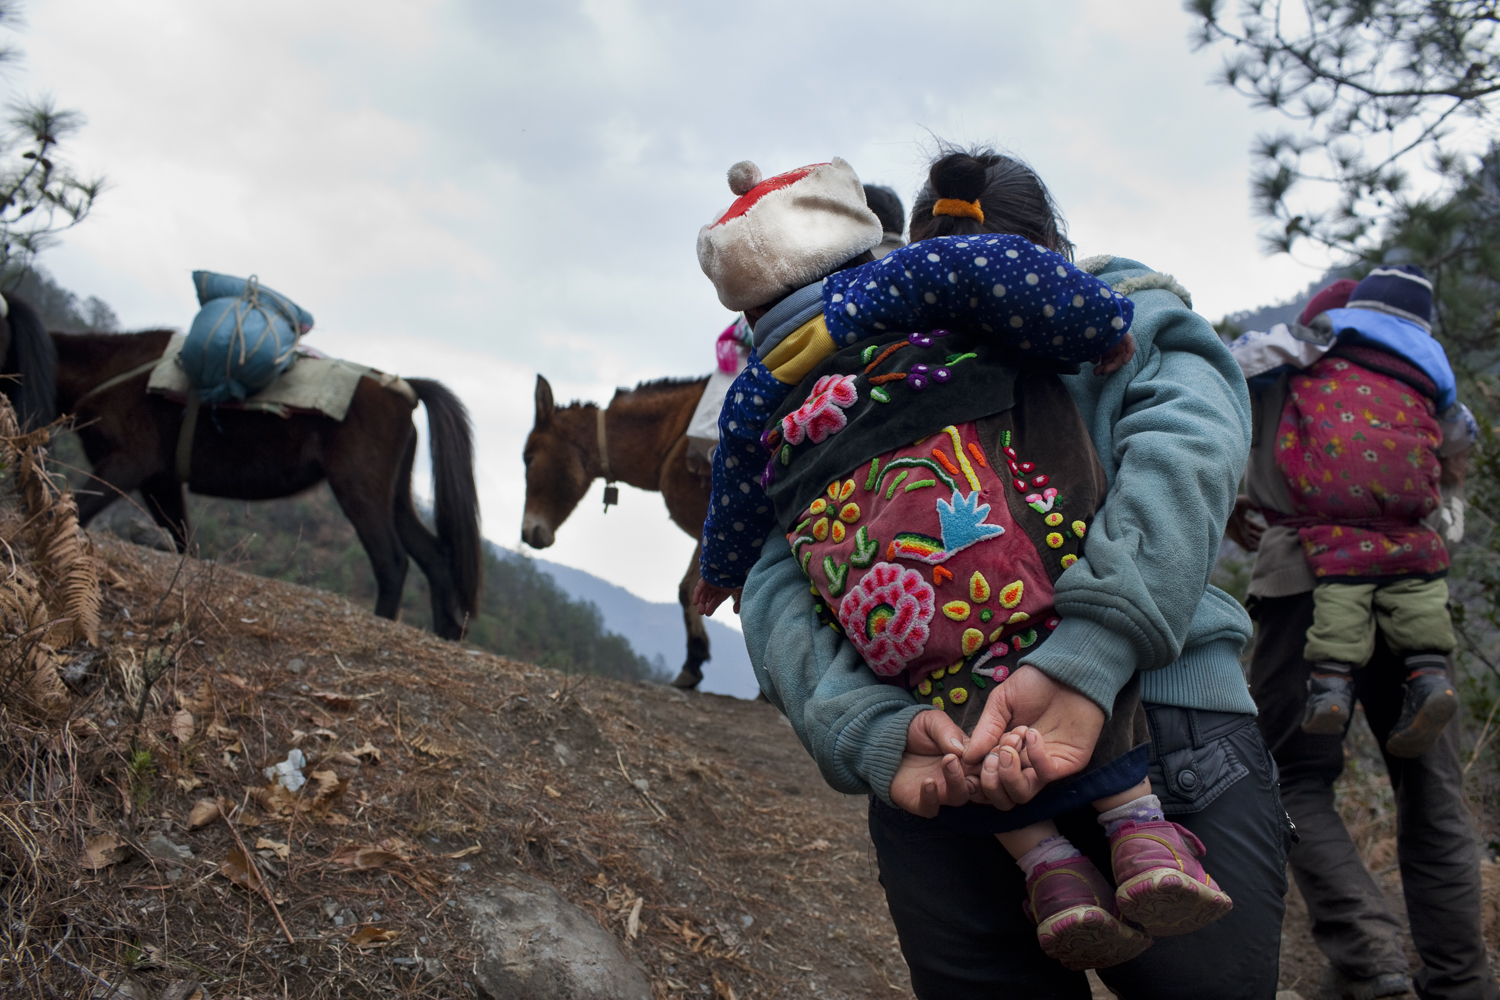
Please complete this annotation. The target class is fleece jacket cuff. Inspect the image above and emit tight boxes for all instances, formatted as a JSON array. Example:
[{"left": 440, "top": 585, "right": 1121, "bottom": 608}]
[
  {"left": 1020, "top": 617, "right": 1138, "bottom": 717},
  {"left": 835, "top": 702, "right": 929, "bottom": 805}
]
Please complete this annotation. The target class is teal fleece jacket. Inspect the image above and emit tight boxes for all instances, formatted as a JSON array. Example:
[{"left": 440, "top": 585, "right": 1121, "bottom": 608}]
[{"left": 739, "top": 255, "right": 1256, "bottom": 802}]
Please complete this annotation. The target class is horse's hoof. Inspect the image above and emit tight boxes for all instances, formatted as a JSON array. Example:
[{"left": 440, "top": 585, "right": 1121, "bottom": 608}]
[{"left": 669, "top": 667, "right": 703, "bottom": 690}]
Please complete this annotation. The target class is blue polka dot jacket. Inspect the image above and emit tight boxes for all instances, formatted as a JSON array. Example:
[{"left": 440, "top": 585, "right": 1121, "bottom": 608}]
[{"left": 700, "top": 235, "right": 1133, "bottom": 589}]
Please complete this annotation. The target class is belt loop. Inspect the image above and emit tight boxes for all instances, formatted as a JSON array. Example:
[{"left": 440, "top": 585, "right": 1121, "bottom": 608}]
[
  {"left": 1188, "top": 709, "right": 1203, "bottom": 750},
  {"left": 1144, "top": 704, "right": 1163, "bottom": 763}
]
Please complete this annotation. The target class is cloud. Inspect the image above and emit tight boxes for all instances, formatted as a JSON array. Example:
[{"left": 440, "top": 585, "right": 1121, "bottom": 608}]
[{"left": 17, "top": 0, "right": 1325, "bottom": 607}]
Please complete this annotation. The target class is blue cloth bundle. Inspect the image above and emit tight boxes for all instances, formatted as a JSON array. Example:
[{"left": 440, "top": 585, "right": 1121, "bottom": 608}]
[{"left": 180, "top": 271, "right": 314, "bottom": 404}]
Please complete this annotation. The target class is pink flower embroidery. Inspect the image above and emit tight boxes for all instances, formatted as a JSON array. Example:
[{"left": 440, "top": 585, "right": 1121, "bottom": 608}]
[
  {"left": 838, "top": 562, "right": 935, "bottom": 677},
  {"left": 781, "top": 374, "right": 859, "bottom": 446}
]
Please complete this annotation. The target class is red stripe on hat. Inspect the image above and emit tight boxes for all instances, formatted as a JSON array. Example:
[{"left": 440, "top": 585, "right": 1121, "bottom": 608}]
[
  {"left": 1299, "top": 279, "right": 1358, "bottom": 326},
  {"left": 713, "top": 163, "right": 828, "bottom": 227}
]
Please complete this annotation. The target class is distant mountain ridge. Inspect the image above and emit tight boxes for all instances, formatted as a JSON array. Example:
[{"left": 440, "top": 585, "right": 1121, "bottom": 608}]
[{"left": 530, "top": 554, "right": 760, "bottom": 700}]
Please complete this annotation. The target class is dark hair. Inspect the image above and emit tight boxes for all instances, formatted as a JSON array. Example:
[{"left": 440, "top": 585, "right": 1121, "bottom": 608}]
[
  {"left": 909, "top": 146, "right": 1073, "bottom": 261},
  {"left": 863, "top": 184, "right": 906, "bottom": 235}
]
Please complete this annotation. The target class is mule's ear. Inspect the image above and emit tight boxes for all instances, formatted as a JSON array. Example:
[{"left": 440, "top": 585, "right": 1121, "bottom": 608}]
[{"left": 534, "top": 375, "right": 555, "bottom": 425}]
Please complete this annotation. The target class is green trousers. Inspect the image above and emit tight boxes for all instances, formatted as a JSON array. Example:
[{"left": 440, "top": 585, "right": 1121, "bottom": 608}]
[{"left": 1304, "top": 577, "right": 1456, "bottom": 666}]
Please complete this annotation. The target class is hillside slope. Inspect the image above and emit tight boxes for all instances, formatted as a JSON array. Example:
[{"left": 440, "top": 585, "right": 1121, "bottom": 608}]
[
  {"left": 76, "top": 475, "right": 663, "bottom": 684},
  {"left": 7, "top": 533, "right": 912, "bottom": 999}
]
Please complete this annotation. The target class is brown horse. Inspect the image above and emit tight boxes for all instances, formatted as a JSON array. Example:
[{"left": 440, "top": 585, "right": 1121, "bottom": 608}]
[
  {"left": 53, "top": 329, "right": 481, "bottom": 640},
  {"left": 0, "top": 293, "right": 58, "bottom": 429},
  {"left": 520, "top": 374, "right": 715, "bottom": 688}
]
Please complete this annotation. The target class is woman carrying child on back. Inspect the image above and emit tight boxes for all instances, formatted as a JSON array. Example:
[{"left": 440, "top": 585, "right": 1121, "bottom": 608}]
[
  {"left": 694, "top": 147, "right": 1289, "bottom": 999},
  {"left": 693, "top": 149, "right": 1246, "bottom": 976}
]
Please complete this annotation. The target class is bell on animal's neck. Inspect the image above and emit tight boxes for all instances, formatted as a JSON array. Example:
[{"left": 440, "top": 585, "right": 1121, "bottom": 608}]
[{"left": 602, "top": 483, "right": 619, "bottom": 512}]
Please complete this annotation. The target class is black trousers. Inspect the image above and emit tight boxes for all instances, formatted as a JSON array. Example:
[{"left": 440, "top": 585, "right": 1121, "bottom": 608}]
[
  {"left": 1250, "top": 592, "right": 1495, "bottom": 1000},
  {"left": 869, "top": 706, "right": 1290, "bottom": 999}
]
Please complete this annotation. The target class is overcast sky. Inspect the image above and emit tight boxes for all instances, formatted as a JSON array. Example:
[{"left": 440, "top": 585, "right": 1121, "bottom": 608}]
[{"left": 18, "top": 0, "right": 1328, "bottom": 625}]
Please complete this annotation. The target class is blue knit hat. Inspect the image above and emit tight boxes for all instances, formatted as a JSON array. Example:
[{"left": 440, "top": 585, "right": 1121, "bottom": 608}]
[{"left": 1346, "top": 264, "right": 1432, "bottom": 332}]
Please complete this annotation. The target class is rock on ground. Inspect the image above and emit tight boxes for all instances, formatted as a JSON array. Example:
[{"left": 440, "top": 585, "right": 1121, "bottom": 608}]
[{"left": 464, "top": 873, "right": 652, "bottom": 1000}]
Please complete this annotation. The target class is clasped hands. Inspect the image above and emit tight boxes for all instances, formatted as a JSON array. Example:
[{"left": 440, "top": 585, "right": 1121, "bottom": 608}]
[{"left": 890, "top": 665, "right": 1106, "bottom": 818}]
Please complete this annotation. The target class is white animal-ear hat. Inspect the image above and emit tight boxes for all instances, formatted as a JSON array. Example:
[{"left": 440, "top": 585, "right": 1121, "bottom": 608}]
[{"left": 697, "top": 157, "right": 883, "bottom": 312}]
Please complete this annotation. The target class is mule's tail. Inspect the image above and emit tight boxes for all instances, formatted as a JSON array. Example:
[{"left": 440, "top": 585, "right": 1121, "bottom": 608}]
[
  {"left": 2, "top": 294, "right": 56, "bottom": 429},
  {"left": 407, "top": 378, "right": 481, "bottom": 620}
]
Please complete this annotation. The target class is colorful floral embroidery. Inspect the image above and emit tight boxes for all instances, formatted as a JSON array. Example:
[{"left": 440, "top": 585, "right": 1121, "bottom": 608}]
[
  {"left": 942, "top": 600, "right": 972, "bottom": 621},
  {"left": 969, "top": 571, "right": 991, "bottom": 603},
  {"left": 999, "top": 580, "right": 1024, "bottom": 608},
  {"left": 935, "top": 489, "right": 1006, "bottom": 556},
  {"left": 781, "top": 373, "right": 859, "bottom": 446},
  {"left": 823, "top": 556, "right": 849, "bottom": 597},
  {"left": 850, "top": 526, "right": 879, "bottom": 567},
  {"left": 837, "top": 562, "right": 936, "bottom": 677}
]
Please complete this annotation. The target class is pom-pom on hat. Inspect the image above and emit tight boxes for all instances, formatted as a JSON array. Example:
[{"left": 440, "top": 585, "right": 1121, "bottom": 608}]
[
  {"left": 1346, "top": 264, "right": 1433, "bottom": 332},
  {"left": 1298, "top": 279, "right": 1358, "bottom": 326},
  {"left": 698, "top": 158, "right": 883, "bottom": 312}
]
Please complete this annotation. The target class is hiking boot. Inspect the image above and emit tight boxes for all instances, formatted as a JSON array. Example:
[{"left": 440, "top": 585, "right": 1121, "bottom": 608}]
[
  {"left": 1384, "top": 667, "right": 1457, "bottom": 759},
  {"left": 1316, "top": 964, "right": 1413, "bottom": 999},
  {"left": 1302, "top": 667, "right": 1355, "bottom": 736},
  {"left": 1023, "top": 854, "right": 1152, "bottom": 970},
  {"left": 1109, "top": 820, "right": 1233, "bottom": 936}
]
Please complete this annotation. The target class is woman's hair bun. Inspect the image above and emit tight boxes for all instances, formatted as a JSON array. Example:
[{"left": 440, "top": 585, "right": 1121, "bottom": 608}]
[{"left": 928, "top": 152, "right": 987, "bottom": 203}]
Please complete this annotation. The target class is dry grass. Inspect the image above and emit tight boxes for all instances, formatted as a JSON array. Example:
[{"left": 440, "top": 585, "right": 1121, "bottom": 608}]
[{"left": 0, "top": 524, "right": 911, "bottom": 999}]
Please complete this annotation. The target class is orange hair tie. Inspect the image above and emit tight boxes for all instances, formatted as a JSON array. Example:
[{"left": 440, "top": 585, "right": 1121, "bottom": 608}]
[{"left": 932, "top": 198, "right": 984, "bottom": 223}]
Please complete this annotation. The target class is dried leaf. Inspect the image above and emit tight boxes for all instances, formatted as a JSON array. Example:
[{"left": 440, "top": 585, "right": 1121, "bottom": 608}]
[
  {"left": 255, "top": 837, "right": 290, "bottom": 860},
  {"left": 176, "top": 775, "right": 204, "bottom": 793},
  {"left": 328, "top": 752, "right": 360, "bottom": 767},
  {"left": 713, "top": 975, "right": 738, "bottom": 1000},
  {"left": 309, "top": 691, "right": 353, "bottom": 712},
  {"left": 250, "top": 782, "right": 300, "bottom": 817},
  {"left": 330, "top": 844, "right": 406, "bottom": 869},
  {"left": 350, "top": 740, "right": 381, "bottom": 763},
  {"left": 178, "top": 682, "right": 213, "bottom": 713},
  {"left": 627, "top": 897, "right": 643, "bottom": 940},
  {"left": 544, "top": 785, "right": 562, "bottom": 799},
  {"left": 157, "top": 982, "right": 204, "bottom": 1000},
  {"left": 310, "top": 727, "right": 337, "bottom": 740},
  {"left": 410, "top": 732, "right": 457, "bottom": 758},
  {"left": 81, "top": 834, "right": 127, "bottom": 869},
  {"left": 207, "top": 722, "right": 238, "bottom": 740},
  {"left": 170, "top": 709, "right": 194, "bottom": 742},
  {"left": 443, "top": 845, "right": 481, "bottom": 859},
  {"left": 220, "top": 847, "right": 262, "bottom": 891},
  {"left": 347, "top": 925, "right": 400, "bottom": 949},
  {"left": 223, "top": 740, "right": 243, "bottom": 754},
  {"left": 187, "top": 799, "right": 221, "bottom": 829},
  {"left": 308, "top": 770, "right": 347, "bottom": 805}
]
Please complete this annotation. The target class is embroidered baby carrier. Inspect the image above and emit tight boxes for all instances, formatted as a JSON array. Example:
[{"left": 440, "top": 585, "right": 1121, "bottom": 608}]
[
  {"left": 765, "top": 327, "right": 1110, "bottom": 732},
  {"left": 1273, "top": 344, "right": 1446, "bottom": 581}
]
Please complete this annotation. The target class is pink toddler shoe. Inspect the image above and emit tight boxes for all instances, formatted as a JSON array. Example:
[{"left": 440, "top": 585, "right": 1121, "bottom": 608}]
[
  {"left": 1023, "top": 855, "right": 1153, "bottom": 970},
  {"left": 1109, "top": 820, "right": 1233, "bottom": 936}
]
